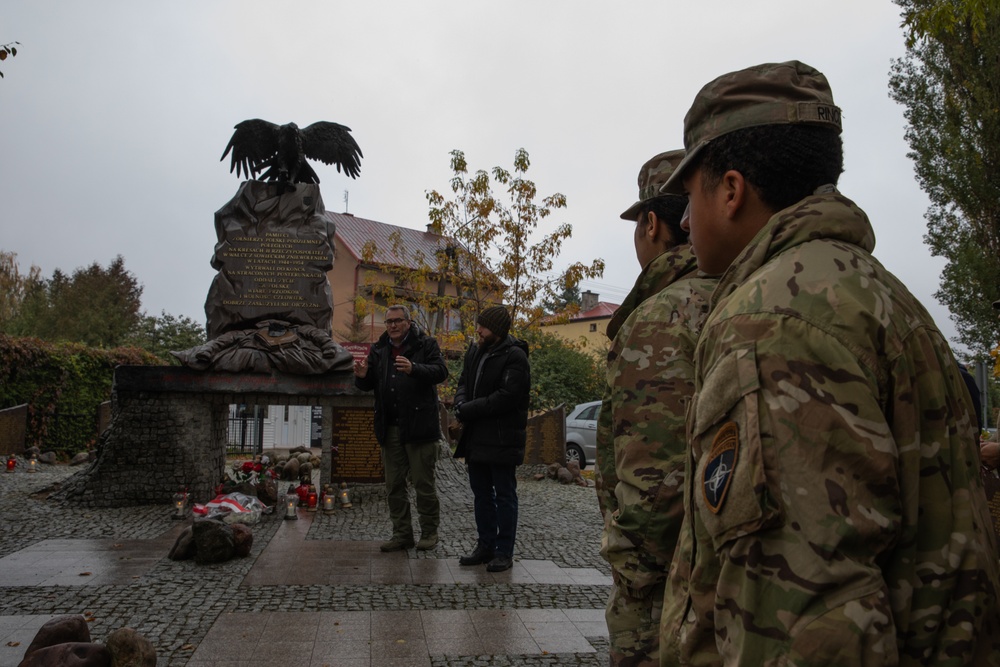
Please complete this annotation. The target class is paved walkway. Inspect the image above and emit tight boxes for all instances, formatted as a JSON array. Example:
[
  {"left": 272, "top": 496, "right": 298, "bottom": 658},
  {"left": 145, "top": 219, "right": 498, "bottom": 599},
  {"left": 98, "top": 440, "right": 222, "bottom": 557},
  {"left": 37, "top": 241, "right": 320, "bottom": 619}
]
[{"left": 0, "top": 456, "right": 611, "bottom": 666}]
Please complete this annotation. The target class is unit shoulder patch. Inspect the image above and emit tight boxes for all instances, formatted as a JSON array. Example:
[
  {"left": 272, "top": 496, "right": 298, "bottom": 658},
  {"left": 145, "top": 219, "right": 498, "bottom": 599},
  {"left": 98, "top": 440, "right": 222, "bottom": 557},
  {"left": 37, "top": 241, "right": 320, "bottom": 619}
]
[{"left": 703, "top": 421, "right": 739, "bottom": 514}]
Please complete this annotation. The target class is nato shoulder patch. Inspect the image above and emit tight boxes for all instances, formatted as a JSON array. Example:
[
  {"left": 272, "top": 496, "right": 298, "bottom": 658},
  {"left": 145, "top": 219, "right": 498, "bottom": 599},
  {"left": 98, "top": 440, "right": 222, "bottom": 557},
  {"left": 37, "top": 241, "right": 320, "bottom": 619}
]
[{"left": 703, "top": 421, "right": 739, "bottom": 514}]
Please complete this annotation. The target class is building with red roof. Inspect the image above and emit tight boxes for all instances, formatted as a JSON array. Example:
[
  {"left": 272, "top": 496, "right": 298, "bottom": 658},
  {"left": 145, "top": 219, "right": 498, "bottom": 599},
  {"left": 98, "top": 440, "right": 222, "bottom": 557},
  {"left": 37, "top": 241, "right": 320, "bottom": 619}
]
[
  {"left": 326, "top": 212, "right": 501, "bottom": 349},
  {"left": 540, "top": 290, "right": 620, "bottom": 357}
]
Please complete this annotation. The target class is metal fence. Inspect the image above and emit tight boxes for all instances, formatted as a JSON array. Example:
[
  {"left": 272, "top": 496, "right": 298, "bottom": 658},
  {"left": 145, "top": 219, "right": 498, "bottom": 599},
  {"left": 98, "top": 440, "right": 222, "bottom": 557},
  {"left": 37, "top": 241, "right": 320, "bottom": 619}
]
[
  {"left": 226, "top": 410, "right": 265, "bottom": 456},
  {"left": 44, "top": 411, "right": 98, "bottom": 452}
]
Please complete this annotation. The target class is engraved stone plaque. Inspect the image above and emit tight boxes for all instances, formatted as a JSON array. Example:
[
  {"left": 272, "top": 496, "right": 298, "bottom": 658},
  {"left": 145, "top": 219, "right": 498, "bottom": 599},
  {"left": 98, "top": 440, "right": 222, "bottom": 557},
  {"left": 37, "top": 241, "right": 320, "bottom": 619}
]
[
  {"left": 524, "top": 405, "right": 566, "bottom": 465},
  {"left": 329, "top": 405, "right": 383, "bottom": 483},
  {"left": 983, "top": 469, "right": 1000, "bottom": 543},
  {"left": 205, "top": 181, "right": 336, "bottom": 339}
]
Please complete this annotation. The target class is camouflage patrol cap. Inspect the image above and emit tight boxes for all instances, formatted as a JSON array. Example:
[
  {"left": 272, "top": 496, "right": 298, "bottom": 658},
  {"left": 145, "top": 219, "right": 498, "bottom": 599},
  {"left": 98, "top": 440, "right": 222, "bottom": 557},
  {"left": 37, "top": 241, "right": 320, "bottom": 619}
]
[
  {"left": 660, "top": 60, "right": 842, "bottom": 195},
  {"left": 619, "top": 149, "right": 686, "bottom": 221}
]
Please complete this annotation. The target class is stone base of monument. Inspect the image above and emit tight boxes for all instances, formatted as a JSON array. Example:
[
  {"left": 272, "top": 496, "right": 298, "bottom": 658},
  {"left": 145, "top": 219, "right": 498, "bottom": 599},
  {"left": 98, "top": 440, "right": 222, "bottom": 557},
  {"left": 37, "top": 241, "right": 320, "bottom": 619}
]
[
  {"left": 52, "top": 366, "right": 572, "bottom": 508},
  {"left": 53, "top": 366, "right": 373, "bottom": 508}
]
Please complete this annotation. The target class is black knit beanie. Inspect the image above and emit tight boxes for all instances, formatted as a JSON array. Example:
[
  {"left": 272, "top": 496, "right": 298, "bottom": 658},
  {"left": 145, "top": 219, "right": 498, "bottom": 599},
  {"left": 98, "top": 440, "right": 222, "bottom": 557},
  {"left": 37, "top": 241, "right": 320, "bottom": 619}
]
[{"left": 477, "top": 306, "right": 511, "bottom": 340}]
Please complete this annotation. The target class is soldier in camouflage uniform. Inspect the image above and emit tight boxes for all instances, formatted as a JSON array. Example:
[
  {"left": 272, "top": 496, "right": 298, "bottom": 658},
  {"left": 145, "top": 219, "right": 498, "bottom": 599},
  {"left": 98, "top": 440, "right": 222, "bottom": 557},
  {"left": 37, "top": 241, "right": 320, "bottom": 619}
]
[
  {"left": 657, "top": 60, "right": 1000, "bottom": 666},
  {"left": 596, "top": 150, "right": 716, "bottom": 666}
]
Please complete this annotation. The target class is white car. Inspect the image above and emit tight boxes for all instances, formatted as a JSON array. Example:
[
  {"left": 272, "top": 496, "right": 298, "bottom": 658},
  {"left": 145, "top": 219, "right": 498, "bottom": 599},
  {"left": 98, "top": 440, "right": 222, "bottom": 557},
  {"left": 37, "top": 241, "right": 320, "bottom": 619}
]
[{"left": 565, "top": 400, "right": 600, "bottom": 469}]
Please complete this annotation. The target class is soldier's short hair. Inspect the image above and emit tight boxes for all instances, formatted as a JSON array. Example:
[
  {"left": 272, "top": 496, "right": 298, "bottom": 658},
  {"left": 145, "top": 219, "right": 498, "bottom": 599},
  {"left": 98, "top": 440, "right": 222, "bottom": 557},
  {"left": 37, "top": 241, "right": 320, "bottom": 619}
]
[
  {"left": 639, "top": 195, "right": 690, "bottom": 245},
  {"left": 695, "top": 124, "right": 844, "bottom": 212}
]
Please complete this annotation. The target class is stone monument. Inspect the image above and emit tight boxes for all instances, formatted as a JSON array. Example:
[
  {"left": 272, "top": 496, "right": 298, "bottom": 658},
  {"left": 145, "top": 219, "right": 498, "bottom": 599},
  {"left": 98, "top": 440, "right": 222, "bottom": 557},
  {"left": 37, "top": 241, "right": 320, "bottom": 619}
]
[
  {"left": 171, "top": 181, "right": 353, "bottom": 374},
  {"left": 172, "top": 119, "right": 364, "bottom": 374},
  {"left": 55, "top": 121, "right": 368, "bottom": 507}
]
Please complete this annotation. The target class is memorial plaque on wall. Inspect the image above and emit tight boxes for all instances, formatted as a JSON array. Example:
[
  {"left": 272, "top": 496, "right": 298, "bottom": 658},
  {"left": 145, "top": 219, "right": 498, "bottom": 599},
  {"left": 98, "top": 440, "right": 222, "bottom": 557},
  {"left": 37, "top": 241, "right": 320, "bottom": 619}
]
[
  {"left": 205, "top": 182, "right": 336, "bottom": 339},
  {"left": 524, "top": 405, "right": 566, "bottom": 465},
  {"left": 983, "top": 469, "right": 1000, "bottom": 543},
  {"left": 329, "top": 405, "right": 384, "bottom": 483}
]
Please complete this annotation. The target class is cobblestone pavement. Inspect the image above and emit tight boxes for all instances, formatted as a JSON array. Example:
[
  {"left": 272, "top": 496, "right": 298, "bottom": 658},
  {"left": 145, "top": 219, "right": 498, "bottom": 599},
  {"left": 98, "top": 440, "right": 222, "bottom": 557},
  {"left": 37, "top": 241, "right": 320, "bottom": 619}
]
[{"left": 0, "top": 457, "right": 611, "bottom": 666}]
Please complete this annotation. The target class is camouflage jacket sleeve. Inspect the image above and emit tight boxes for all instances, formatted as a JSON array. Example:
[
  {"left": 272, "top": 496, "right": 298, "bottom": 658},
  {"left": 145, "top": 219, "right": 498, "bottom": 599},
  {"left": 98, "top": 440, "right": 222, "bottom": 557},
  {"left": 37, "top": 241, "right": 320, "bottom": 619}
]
[
  {"left": 600, "top": 275, "right": 713, "bottom": 593},
  {"left": 682, "top": 310, "right": 1000, "bottom": 666},
  {"left": 595, "top": 389, "right": 617, "bottom": 520},
  {"left": 596, "top": 248, "right": 702, "bottom": 522}
]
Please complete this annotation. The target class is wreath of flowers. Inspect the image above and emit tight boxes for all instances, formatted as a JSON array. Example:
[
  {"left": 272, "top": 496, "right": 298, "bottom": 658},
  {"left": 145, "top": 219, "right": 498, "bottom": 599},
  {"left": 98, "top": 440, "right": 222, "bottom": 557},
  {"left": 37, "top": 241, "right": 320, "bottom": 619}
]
[{"left": 224, "top": 455, "right": 277, "bottom": 489}]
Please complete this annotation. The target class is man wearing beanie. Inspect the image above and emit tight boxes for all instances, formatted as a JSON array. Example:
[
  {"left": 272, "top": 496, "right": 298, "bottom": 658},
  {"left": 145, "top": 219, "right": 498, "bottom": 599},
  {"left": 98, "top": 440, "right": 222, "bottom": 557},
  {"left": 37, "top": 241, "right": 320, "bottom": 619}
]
[
  {"left": 596, "top": 150, "right": 716, "bottom": 666},
  {"left": 452, "top": 305, "right": 530, "bottom": 572},
  {"left": 657, "top": 61, "right": 1000, "bottom": 665}
]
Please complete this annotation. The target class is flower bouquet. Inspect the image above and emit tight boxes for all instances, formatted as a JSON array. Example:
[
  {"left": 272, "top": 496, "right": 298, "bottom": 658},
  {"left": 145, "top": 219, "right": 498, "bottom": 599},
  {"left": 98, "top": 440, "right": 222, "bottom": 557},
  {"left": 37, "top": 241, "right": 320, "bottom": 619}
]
[{"left": 217, "top": 455, "right": 278, "bottom": 505}]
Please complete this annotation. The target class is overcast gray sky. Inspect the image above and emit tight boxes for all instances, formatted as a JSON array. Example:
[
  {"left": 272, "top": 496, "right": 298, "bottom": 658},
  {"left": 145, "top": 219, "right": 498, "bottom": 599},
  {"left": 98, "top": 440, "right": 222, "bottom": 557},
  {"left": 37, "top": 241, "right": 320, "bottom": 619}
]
[{"left": 1, "top": 2, "right": 958, "bottom": 345}]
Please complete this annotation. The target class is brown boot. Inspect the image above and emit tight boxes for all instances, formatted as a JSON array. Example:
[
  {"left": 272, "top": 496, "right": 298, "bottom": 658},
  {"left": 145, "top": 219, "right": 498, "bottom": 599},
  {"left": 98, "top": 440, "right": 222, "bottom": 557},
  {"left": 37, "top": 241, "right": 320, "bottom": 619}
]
[
  {"left": 415, "top": 533, "right": 438, "bottom": 550},
  {"left": 379, "top": 536, "right": 415, "bottom": 552}
]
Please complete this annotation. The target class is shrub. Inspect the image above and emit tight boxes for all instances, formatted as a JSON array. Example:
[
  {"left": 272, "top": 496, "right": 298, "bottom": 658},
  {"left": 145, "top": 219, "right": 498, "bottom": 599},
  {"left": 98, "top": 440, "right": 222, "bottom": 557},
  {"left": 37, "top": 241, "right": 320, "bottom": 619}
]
[{"left": 0, "top": 334, "right": 163, "bottom": 450}]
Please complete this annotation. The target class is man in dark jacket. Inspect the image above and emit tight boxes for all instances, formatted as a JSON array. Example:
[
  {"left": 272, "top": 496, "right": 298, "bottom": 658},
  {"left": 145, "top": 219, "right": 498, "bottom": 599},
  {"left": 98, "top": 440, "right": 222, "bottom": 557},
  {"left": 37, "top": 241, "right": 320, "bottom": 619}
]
[
  {"left": 354, "top": 305, "right": 449, "bottom": 552},
  {"left": 453, "top": 306, "right": 530, "bottom": 572}
]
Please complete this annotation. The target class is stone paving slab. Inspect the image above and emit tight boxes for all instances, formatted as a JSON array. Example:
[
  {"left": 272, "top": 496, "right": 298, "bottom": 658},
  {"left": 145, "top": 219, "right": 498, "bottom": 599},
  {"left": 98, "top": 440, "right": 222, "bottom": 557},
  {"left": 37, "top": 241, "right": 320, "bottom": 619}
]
[
  {"left": 187, "top": 608, "right": 606, "bottom": 666},
  {"left": 0, "top": 458, "right": 612, "bottom": 666}
]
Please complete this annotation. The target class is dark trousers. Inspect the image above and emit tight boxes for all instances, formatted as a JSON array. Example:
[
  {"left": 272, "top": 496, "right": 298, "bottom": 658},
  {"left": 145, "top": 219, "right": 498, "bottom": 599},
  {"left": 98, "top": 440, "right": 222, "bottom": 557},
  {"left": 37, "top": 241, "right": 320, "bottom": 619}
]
[
  {"left": 382, "top": 426, "right": 440, "bottom": 540},
  {"left": 467, "top": 460, "right": 518, "bottom": 556}
]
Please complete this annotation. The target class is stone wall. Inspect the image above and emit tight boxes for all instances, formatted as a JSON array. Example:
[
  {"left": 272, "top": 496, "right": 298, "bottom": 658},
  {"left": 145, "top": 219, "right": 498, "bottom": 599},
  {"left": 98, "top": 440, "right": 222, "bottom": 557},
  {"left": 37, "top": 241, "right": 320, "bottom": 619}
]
[
  {"left": 56, "top": 366, "right": 367, "bottom": 508},
  {"left": 57, "top": 392, "right": 229, "bottom": 507}
]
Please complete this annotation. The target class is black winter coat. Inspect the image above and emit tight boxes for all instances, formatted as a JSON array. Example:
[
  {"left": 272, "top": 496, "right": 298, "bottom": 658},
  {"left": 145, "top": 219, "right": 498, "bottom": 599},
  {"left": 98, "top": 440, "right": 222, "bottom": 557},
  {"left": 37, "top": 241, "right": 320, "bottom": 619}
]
[
  {"left": 453, "top": 335, "right": 530, "bottom": 466},
  {"left": 354, "top": 326, "right": 448, "bottom": 446}
]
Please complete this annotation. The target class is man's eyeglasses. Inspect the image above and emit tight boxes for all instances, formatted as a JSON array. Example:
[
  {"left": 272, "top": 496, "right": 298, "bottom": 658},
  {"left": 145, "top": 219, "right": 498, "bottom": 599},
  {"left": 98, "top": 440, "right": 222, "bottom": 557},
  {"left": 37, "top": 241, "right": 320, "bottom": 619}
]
[{"left": 384, "top": 318, "right": 406, "bottom": 326}]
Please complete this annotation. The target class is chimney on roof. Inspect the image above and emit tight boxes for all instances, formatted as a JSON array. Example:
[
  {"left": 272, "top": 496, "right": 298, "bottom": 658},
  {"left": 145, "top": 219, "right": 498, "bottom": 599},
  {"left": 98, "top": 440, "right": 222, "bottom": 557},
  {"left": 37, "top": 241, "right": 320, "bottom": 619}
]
[{"left": 581, "top": 290, "right": 598, "bottom": 312}]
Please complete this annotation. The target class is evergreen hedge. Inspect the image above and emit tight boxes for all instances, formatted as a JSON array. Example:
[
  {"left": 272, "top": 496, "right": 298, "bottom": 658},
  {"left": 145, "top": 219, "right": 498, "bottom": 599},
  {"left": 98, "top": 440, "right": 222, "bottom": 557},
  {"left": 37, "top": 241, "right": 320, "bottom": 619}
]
[{"left": 0, "top": 334, "right": 164, "bottom": 451}]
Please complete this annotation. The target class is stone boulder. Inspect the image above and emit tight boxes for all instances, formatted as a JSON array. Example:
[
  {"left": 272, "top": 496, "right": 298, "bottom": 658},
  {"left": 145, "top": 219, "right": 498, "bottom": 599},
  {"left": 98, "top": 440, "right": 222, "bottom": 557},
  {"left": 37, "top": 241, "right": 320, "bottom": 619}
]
[
  {"left": 38, "top": 451, "right": 58, "bottom": 465},
  {"left": 23, "top": 615, "right": 90, "bottom": 655},
  {"left": 104, "top": 628, "right": 156, "bottom": 667},
  {"left": 17, "top": 642, "right": 110, "bottom": 667},
  {"left": 281, "top": 457, "right": 300, "bottom": 481},
  {"left": 70, "top": 452, "right": 91, "bottom": 466},
  {"left": 192, "top": 519, "right": 235, "bottom": 564},
  {"left": 557, "top": 467, "right": 574, "bottom": 485},
  {"left": 231, "top": 523, "right": 254, "bottom": 558},
  {"left": 256, "top": 475, "right": 277, "bottom": 506},
  {"left": 18, "top": 616, "right": 155, "bottom": 666},
  {"left": 167, "top": 526, "right": 195, "bottom": 561}
]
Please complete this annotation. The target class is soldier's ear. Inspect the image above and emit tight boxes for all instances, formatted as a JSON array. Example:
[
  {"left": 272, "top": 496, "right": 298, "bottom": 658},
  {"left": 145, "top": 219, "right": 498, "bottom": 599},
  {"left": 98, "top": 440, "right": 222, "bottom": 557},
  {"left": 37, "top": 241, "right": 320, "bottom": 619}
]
[
  {"left": 646, "top": 211, "right": 670, "bottom": 244},
  {"left": 644, "top": 211, "right": 659, "bottom": 240},
  {"left": 722, "top": 170, "right": 747, "bottom": 219}
]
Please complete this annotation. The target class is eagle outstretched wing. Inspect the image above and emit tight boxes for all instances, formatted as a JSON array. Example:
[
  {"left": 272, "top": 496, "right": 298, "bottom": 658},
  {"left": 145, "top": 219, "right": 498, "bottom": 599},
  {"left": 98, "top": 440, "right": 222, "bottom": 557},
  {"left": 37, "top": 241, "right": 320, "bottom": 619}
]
[
  {"left": 221, "top": 119, "right": 362, "bottom": 184},
  {"left": 301, "top": 122, "right": 363, "bottom": 179},
  {"left": 220, "top": 119, "right": 280, "bottom": 180}
]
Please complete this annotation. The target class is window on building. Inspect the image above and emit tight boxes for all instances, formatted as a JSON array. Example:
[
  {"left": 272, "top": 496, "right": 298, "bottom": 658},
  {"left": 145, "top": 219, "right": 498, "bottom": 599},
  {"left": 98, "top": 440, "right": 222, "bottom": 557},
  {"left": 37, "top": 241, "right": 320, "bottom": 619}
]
[
  {"left": 589, "top": 323, "right": 597, "bottom": 332},
  {"left": 447, "top": 308, "right": 463, "bottom": 332}
]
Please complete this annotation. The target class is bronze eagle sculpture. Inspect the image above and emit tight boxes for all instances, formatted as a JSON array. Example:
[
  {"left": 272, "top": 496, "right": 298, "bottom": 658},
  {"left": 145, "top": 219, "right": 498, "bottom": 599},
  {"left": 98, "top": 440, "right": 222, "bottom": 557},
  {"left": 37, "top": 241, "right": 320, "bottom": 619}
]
[{"left": 221, "top": 120, "right": 363, "bottom": 188}]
